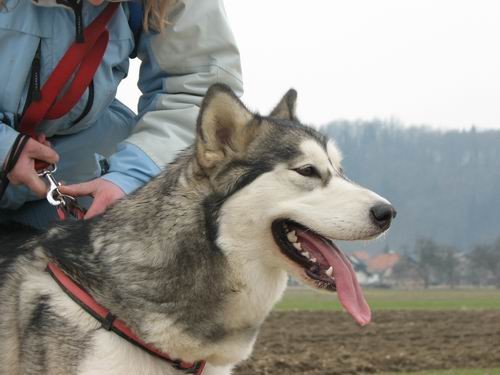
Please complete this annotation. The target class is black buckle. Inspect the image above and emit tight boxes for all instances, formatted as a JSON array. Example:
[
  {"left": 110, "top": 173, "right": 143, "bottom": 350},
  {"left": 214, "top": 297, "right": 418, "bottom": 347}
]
[{"left": 102, "top": 312, "right": 116, "bottom": 331}]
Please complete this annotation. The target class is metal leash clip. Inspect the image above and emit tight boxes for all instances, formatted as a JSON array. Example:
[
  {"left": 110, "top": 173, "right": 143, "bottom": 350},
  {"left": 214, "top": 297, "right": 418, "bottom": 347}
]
[
  {"left": 37, "top": 164, "right": 65, "bottom": 206},
  {"left": 37, "top": 164, "right": 86, "bottom": 220}
]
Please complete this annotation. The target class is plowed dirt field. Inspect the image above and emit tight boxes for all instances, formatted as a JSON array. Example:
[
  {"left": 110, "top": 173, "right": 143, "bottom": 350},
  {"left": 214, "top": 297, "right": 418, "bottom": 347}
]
[{"left": 234, "top": 310, "right": 500, "bottom": 374}]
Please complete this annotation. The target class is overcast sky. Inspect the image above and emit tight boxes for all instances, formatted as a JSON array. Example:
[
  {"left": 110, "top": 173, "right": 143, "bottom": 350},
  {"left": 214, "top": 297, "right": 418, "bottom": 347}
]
[{"left": 117, "top": 0, "right": 500, "bottom": 131}]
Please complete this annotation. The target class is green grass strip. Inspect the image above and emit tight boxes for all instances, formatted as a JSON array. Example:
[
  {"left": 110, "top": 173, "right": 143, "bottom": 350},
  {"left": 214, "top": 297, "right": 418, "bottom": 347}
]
[
  {"left": 275, "top": 288, "right": 500, "bottom": 311},
  {"left": 378, "top": 368, "right": 500, "bottom": 375}
]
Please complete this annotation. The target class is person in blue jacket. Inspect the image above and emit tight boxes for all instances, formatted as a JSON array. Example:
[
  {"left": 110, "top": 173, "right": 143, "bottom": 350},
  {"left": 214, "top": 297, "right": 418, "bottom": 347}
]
[{"left": 0, "top": 0, "right": 243, "bottom": 230}]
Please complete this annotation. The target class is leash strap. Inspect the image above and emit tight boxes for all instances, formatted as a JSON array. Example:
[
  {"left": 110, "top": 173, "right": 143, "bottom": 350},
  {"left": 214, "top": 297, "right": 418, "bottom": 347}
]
[
  {"left": 0, "top": 134, "right": 30, "bottom": 199},
  {"left": 19, "top": 2, "right": 119, "bottom": 137},
  {"left": 46, "top": 262, "right": 206, "bottom": 374}
]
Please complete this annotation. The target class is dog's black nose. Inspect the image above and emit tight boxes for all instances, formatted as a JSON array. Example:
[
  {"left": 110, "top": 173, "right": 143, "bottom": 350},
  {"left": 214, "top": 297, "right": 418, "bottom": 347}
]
[{"left": 370, "top": 204, "right": 396, "bottom": 229}]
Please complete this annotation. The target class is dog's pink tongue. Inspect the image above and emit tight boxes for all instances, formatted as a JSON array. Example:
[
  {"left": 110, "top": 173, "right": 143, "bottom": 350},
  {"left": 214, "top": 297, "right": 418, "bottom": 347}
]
[{"left": 297, "top": 230, "right": 371, "bottom": 326}]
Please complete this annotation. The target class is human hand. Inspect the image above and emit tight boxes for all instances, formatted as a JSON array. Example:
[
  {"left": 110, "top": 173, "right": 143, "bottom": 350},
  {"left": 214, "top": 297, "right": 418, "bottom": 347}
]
[
  {"left": 58, "top": 178, "right": 125, "bottom": 219},
  {"left": 6, "top": 135, "right": 59, "bottom": 197}
]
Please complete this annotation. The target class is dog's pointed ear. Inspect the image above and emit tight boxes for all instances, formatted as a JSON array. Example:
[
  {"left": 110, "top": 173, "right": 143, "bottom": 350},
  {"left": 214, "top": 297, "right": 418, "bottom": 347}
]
[
  {"left": 270, "top": 89, "right": 297, "bottom": 120},
  {"left": 196, "top": 84, "right": 259, "bottom": 170}
]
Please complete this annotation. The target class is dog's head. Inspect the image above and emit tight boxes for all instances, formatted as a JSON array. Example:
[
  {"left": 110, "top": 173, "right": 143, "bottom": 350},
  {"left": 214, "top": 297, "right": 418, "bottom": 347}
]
[{"left": 195, "top": 84, "right": 396, "bottom": 325}]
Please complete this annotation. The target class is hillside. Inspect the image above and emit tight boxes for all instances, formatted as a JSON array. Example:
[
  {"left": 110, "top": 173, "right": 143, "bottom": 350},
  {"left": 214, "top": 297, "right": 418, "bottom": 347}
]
[{"left": 320, "top": 121, "right": 500, "bottom": 253}]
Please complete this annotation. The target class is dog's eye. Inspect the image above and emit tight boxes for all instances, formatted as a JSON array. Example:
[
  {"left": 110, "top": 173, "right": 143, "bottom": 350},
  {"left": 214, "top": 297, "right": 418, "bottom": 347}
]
[{"left": 293, "top": 165, "right": 320, "bottom": 178}]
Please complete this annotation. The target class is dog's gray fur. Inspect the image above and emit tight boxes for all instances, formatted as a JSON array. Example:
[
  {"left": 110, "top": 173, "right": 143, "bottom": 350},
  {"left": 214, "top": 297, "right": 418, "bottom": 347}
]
[{"left": 0, "top": 84, "right": 393, "bottom": 375}]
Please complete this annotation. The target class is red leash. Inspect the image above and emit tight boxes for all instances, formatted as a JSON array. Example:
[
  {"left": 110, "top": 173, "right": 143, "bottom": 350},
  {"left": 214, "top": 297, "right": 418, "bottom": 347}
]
[{"left": 19, "top": 2, "right": 119, "bottom": 141}]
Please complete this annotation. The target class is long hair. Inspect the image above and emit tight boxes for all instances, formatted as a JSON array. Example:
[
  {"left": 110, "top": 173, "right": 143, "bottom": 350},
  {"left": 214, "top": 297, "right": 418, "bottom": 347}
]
[
  {"left": 0, "top": 0, "right": 175, "bottom": 31},
  {"left": 143, "top": 0, "right": 176, "bottom": 32}
]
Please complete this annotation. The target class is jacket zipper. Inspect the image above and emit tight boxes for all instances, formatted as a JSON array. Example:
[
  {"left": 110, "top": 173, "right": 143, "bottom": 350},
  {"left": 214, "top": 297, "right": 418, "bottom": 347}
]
[
  {"left": 31, "top": 44, "right": 42, "bottom": 101},
  {"left": 56, "top": 0, "right": 84, "bottom": 43},
  {"left": 20, "top": 41, "right": 42, "bottom": 119}
]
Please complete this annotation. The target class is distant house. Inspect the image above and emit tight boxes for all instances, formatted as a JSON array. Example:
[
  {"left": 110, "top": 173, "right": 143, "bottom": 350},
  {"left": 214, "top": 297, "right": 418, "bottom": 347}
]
[
  {"left": 367, "top": 252, "right": 401, "bottom": 272},
  {"left": 367, "top": 252, "right": 401, "bottom": 285},
  {"left": 349, "top": 251, "right": 419, "bottom": 287},
  {"left": 352, "top": 251, "right": 370, "bottom": 263},
  {"left": 349, "top": 252, "right": 378, "bottom": 286}
]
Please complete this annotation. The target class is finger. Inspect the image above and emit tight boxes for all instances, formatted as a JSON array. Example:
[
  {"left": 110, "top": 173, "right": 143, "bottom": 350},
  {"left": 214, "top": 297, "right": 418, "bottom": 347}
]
[
  {"left": 25, "top": 172, "right": 48, "bottom": 198},
  {"left": 84, "top": 195, "right": 108, "bottom": 219},
  {"left": 37, "top": 135, "right": 52, "bottom": 148},
  {"left": 28, "top": 141, "right": 59, "bottom": 164},
  {"left": 40, "top": 139, "right": 51, "bottom": 147},
  {"left": 59, "top": 181, "right": 96, "bottom": 198},
  {"left": 36, "top": 134, "right": 47, "bottom": 144}
]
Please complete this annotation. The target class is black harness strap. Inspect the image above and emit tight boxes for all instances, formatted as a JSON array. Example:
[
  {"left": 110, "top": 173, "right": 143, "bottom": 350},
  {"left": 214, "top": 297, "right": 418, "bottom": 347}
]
[{"left": 0, "top": 134, "right": 30, "bottom": 199}]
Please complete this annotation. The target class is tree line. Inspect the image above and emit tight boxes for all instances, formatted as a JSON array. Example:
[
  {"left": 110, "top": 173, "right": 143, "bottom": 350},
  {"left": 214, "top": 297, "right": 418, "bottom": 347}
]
[
  {"left": 321, "top": 120, "right": 500, "bottom": 254},
  {"left": 393, "top": 237, "right": 500, "bottom": 288}
]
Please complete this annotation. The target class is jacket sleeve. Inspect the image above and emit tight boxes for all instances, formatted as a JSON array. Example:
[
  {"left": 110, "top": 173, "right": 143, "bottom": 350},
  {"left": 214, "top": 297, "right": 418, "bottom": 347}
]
[
  {"left": 102, "top": 0, "right": 243, "bottom": 193},
  {"left": 0, "top": 112, "right": 21, "bottom": 167}
]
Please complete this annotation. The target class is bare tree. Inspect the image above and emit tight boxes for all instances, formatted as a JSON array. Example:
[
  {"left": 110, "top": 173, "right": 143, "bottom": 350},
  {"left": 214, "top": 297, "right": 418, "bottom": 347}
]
[
  {"left": 415, "top": 239, "right": 442, "bottom": 288},
  {"left": 441, "top": 246, "right": 460, "bottom": 288},
  {"left": 468, "top": 239, "right": 500, "bottom": 288}
]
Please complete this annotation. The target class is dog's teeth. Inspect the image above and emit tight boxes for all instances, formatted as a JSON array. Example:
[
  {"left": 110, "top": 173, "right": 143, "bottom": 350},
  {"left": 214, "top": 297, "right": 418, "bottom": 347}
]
[
  {"left": 311, "top": 258, "right": 317, "bottom": 263},
  {"left": 287, "top": 231, "right": 298, "bottom": 243},
  {"left": 301, "top": 251, "right": 310, "bottom": 259},
  {"left": 293, "top": 242, "right": 302, "bottom": 251},
  {"left": 326, "top": 266, "right": 333, "bottom": 277}
]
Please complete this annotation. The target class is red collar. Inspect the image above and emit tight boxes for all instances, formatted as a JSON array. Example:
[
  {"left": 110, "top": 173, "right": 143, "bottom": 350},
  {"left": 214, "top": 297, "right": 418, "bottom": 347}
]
[{"left": 46, "top": 262, "right": 205, "bottom": 375}]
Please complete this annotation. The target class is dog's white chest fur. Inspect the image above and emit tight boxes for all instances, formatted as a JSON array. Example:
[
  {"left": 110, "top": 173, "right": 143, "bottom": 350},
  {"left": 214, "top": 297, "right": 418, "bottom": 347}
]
[{"left": 77, "top": 331, "right": 231, "bottom": 375}]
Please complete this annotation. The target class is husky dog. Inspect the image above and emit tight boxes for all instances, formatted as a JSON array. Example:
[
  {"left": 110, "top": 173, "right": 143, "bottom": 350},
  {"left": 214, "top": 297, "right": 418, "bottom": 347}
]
[{"left": 0, "top": 84, "right": 395, "bottom": 375}]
